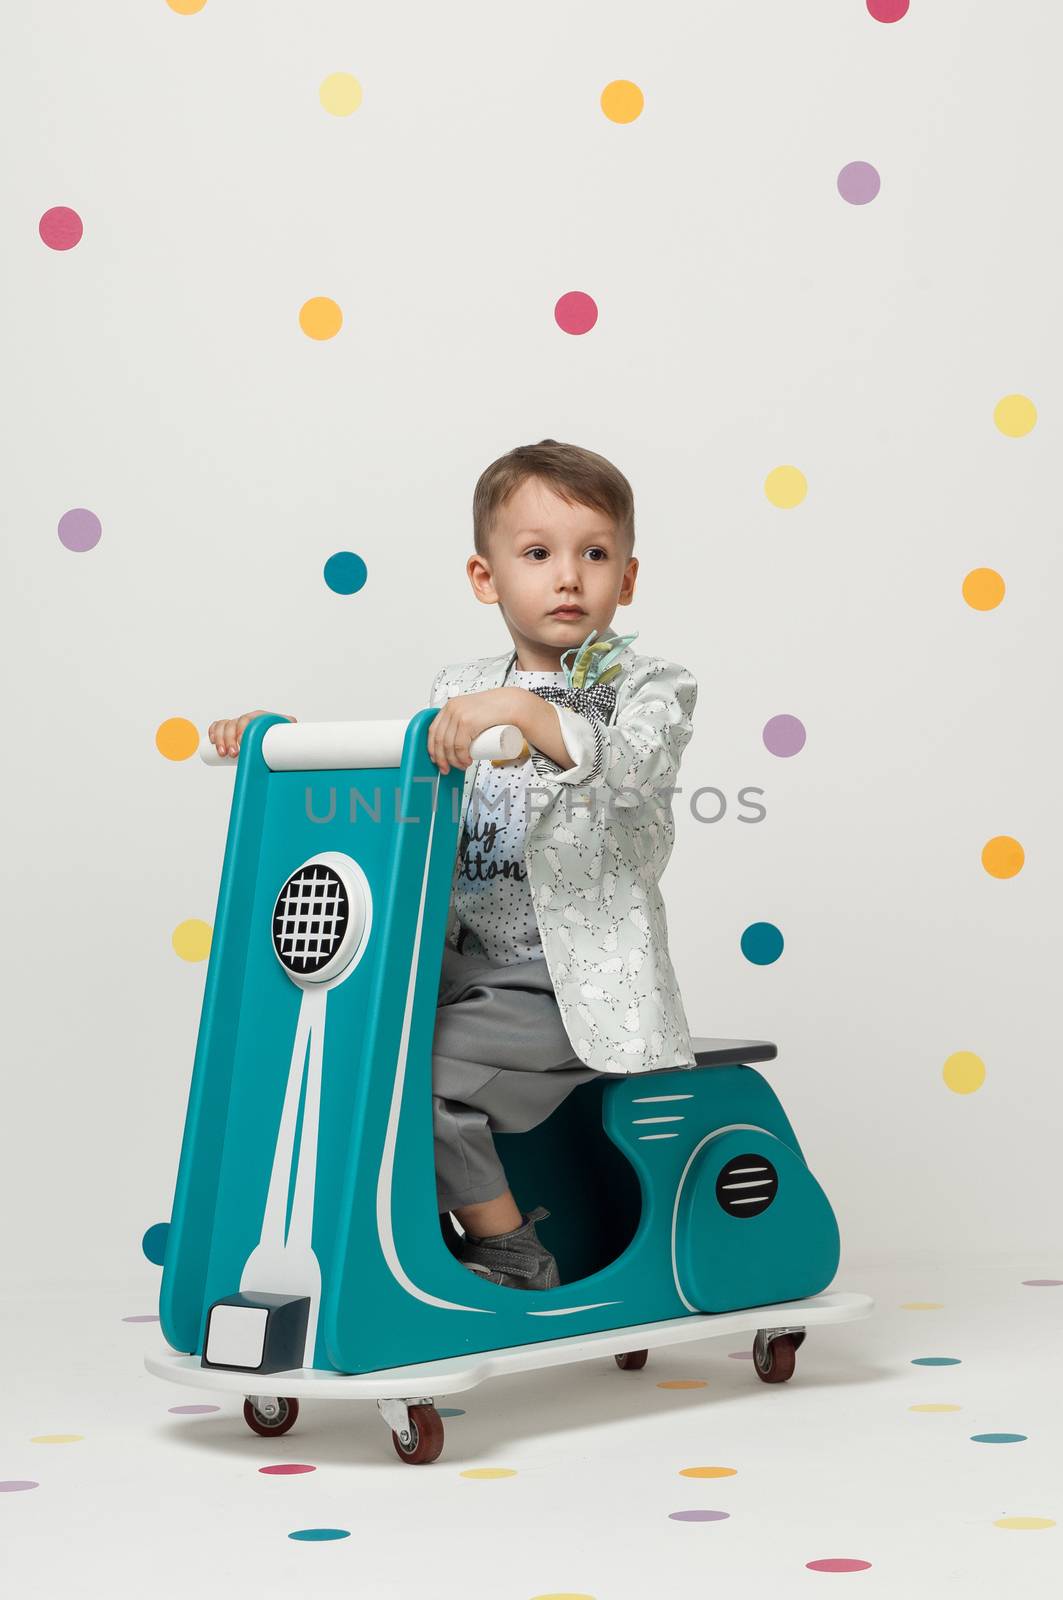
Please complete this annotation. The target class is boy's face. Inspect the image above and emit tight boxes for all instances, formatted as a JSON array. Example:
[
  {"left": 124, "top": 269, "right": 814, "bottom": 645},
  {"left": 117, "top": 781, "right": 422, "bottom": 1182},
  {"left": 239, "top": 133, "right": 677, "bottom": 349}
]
[{"left": 467, "top": 477, "right": 638, "bottom": 668}]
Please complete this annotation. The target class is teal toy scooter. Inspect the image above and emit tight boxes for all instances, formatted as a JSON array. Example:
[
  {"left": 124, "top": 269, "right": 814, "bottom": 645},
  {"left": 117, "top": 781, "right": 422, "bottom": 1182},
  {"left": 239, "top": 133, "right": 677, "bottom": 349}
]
[{"left": 145, "top": 709, "right": 873, "bottom": 1463}]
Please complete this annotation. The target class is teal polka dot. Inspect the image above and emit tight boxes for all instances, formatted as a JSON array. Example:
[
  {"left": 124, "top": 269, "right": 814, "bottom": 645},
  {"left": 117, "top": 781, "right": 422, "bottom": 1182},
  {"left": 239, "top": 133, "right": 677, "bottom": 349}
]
[
  {"left": 323, "top": 552, "right": 367, "bottom": 595},
  {"left": 911, "top": 1356, "right": 962, "bottom": 1366},
  {"left": 740, "top": 922, "right": 784, "bottom": 965},
  {"left": 289, "top": 1528, "right": 351, "bottom": 1542},
  {"left": 142, "top": 1222, "right": 170, "bottom": 1265},
  {"left": 971, "top": 1433, "right": 1027, "bottom": 1444},
  {"left": 438, "top": 1407, "right": 466, "bottom": 1417}
]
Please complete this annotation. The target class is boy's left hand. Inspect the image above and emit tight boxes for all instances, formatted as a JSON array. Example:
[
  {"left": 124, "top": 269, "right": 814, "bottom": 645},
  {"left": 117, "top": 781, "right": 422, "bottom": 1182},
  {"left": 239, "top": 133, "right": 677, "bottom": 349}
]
[{"left": 428, "top": 687, "right": 518, "bottom": 775}]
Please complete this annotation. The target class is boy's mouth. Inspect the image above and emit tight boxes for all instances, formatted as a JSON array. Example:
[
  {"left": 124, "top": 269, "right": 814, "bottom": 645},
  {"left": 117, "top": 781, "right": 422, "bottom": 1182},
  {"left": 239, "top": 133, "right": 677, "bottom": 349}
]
[{"left": 549, "top": 607, "right": 586, "bottom": 619}]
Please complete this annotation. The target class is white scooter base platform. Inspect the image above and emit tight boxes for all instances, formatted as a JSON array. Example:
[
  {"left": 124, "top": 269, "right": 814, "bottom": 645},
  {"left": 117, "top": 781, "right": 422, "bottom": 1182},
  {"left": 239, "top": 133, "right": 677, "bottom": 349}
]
[{"left": 145, "top": 1288, "right": 874, "bottom": 1401}]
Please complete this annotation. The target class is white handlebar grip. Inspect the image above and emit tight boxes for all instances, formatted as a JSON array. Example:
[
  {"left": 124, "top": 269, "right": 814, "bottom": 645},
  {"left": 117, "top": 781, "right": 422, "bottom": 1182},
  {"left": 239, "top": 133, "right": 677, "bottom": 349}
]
[{"left": 198, "top": 719, "right": 525, "bottom": 771}]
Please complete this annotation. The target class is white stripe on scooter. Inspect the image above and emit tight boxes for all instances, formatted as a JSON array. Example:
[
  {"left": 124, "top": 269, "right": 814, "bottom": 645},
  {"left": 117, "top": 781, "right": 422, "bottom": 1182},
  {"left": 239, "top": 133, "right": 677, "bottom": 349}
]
[
  {"left": 375, "top": 770, "right": 496, "bottom": 1314},
  {"left": 670, "top": 1124, "right": 781, "bottom": 1312},
  {"left": 239, "top": 985, "right": 326, "bottom": 1366}
]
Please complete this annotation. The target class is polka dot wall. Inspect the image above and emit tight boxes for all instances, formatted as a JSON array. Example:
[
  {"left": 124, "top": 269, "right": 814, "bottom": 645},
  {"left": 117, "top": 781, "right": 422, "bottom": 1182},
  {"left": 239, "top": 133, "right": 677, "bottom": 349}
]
[{"left": 11, "top": 0, "right": 1059, "bottom": 1589}]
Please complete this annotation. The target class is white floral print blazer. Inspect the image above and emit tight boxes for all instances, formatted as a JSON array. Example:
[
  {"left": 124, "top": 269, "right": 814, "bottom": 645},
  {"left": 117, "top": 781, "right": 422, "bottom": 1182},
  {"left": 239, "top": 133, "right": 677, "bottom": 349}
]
[{"left": 428, "top": 623, "right": 699, "bottom": 1075}]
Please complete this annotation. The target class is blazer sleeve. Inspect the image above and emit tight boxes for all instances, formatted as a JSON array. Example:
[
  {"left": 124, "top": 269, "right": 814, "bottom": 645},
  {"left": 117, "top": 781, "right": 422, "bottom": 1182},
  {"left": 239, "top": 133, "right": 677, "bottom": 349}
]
[
  {"left": 528, "top": 659, "right": 698, "bottom": 805},
  {"left": 428, "top": 666, "right": 449, "bottom": 708}
]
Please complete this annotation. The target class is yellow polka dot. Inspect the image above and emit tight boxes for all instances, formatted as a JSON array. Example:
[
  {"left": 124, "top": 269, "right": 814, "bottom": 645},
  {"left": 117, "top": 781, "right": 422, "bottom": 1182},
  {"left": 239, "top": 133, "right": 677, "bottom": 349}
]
[
  {"left": 656, "top": 1379, "right": 708, "bottom": 1389},
  {"left": 319, "top": 73, "right": 363, "bottom": 116},
  {"left": 962, "top": 568, "right": 1006, "bottom": 611},
  {"left": 994, "top": 1516, "right": 1055, "bottom": 1530},
  {"left": 166, "top": 0, "right": 207, "bottom": 12},
  {"left": 909, "top": 1404, "right": 962, "bottom": 1412},
  {"left": 764, "top": 465, "right": 807, "bottom": 508},
  {"left": 982, "top": 835, "right": 1024, "bottom": 879},
  {"left": 942, "top": 1051, "right": 985, "bottom": 1094},
  {"left": 31, "top": 1434, "right": 84, "bottom": 1444},
  {"left": 601, "top": 80, "right": 644, "bottom": 123},
  {"left": 679, "top": 1465, "right": 737, "bottom": 1477},
  {"left": 155, "top": 717, "right": 200, "bottom": 761},
  {"left": 172, "top": 919, "right": 212, "bottom": 962},
  {"left": 531, "top": 1595, "right": 597, "bottom": 1599},
  {"left": 299, "top": 297, "right": 343, "bottom": 340},
  {"left": 993, "top": 394, "right": 1037, "bottom": 437},
  {"left": 459, "top": 1466, "right": 517, "bottom": 1479},
  {"left": 899, "top": 1302, "right": 945, "bottom": 1311}
]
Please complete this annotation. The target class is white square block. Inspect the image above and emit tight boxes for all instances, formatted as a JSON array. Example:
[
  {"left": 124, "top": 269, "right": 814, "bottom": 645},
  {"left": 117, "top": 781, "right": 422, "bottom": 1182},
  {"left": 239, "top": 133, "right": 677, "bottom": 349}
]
[{"left": 205, "top": 1304, "right": 268, "bottom": 1368}]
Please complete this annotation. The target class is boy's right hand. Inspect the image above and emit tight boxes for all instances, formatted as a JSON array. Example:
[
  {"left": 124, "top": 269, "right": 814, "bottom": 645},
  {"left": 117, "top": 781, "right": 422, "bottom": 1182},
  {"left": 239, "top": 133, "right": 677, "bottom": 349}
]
[{"left": 207, "top": 710, "right": 297, "bottom": 758}]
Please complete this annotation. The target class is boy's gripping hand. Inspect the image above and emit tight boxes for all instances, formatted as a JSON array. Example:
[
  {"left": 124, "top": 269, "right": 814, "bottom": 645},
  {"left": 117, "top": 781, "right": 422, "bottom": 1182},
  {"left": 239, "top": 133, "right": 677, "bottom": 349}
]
[
  {"left": 207, "top": 710, "right": 297, "bottom": 759},
  {"left": 427, "top": 687, "right": 516, "bottom": 776}
]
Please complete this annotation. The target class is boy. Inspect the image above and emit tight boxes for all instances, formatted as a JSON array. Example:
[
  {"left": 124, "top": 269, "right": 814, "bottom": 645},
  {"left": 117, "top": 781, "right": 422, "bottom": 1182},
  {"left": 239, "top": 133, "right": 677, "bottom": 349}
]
[{"left": 207, "top": 439, "right": 698, "bottom": 1293}]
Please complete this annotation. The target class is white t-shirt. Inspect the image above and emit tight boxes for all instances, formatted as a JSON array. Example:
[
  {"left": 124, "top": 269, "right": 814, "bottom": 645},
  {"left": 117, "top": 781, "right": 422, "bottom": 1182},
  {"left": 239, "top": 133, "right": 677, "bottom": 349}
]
[{"left": 452, "top": 668, "right": 572, "bottom": 966}]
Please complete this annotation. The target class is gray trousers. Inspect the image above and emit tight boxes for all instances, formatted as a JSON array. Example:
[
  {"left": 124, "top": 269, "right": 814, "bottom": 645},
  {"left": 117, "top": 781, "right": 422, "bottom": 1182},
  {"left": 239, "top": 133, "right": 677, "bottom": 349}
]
[{"left": 432, "top": 942, "right": 599, "bottom": 1212}]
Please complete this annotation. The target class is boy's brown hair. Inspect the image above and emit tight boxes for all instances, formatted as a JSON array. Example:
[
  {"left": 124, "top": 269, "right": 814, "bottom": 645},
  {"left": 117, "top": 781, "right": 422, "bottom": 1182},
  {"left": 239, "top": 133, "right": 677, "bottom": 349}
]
[{"left": 472, "top": 439, "right": 635, "bottom": 560}]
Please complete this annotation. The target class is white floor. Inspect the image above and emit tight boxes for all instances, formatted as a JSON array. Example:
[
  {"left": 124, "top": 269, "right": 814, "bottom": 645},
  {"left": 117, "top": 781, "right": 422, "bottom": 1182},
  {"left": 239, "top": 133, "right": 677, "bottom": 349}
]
[{"left": 2, "top": 1252, "right": 1059, "bottom": 1599}]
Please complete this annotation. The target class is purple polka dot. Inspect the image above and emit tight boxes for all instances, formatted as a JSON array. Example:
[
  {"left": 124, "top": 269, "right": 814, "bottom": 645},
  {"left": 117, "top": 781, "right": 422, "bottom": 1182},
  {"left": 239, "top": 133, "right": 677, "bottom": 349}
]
[
  {"left": 1022, "top": 1279, "right": 1062, "bottom": 1287},
  {"left": 0, "top": 1480, "right": 39, "bottom": 1492},
  {"left": 669, "top": 1509, "right": 731, "bottom": 1522},
  {"left": 763, "top": 714, "right": 806, "bottom": 757},
  {"left": 837, "top": 162, "right": 881, "bottom": 205},
  {"left": 39, "top": 206, "right": 83, "bottom": 250},
  {"left": 807, "top": 1558, "right": 873, "bottom": 1572},
  {"left": 169, "top": 1404, "right": 220, "bottom": 1415},
  {"left": 260, "top": 1463, "right": 316, "bottom": 1475},
  {"left": 122, "top": 1314, "right": 160, "bottom": 1323},
  {"left": 58, "top": 508, "right": 102, "bottom": 552}
]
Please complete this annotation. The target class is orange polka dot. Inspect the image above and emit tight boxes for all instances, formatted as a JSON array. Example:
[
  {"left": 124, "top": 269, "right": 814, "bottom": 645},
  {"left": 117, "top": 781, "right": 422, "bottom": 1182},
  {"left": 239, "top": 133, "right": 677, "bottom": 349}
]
[
  {"left": 156, "top": 717, "right": 200, "bottom": 761},
  {"left": 981, "top": 836, "right": 1024, "bottom": 879}
]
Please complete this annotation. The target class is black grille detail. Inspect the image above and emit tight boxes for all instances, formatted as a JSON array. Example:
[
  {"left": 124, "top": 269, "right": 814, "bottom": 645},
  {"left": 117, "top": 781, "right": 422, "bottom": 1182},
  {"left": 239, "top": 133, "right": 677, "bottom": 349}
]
[
  {"left": 715, "top": 1152, "right": 779, "bottom": 1218},
  {"left": 272, "top": 863, "right": 349, "bottom": 976}
]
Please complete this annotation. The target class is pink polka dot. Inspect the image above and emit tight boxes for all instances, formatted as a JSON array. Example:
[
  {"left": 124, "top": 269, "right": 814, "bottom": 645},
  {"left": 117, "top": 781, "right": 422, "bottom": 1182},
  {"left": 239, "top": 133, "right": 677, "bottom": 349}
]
[
  {"left": 669, "top": 1508, "right": 730, "bottom": 1522},
  {"left": 39, "top": 206, "right": 84, "bottom": 250},
  {"left": 260, "top": 1463, "right": 316, "bottom": 1475},
  {"left": 807, "top": 1558, "right": 873, "bottom": 1573},
  {"left": 1022, "top": 1279, "right": 1062, "bottom": 1287},
  {"left": 554, "top": 291, "right": 598, "bottom": 335},
  {"left": 867, "top": 0, "right": 909, "bottom": 21},
  {"left": 122, "top": 1314, "right": 160, "bottom": 1323},
  {"left": 0, "top": 1480, "right": 39, "bottom": 1492}
]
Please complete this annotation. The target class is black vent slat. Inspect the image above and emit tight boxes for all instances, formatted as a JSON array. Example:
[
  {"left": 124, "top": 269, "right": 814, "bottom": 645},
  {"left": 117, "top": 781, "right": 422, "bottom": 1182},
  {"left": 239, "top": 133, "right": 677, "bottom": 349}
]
[{"left": 715, "top": 1152, "right": 779, "bottom": 1218}]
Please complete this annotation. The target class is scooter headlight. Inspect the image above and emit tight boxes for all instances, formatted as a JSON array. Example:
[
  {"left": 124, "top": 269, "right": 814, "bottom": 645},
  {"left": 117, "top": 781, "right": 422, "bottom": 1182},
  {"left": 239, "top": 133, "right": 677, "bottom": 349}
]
[{"left": 271, "top": 855, "right": 366, "bottom": 986}]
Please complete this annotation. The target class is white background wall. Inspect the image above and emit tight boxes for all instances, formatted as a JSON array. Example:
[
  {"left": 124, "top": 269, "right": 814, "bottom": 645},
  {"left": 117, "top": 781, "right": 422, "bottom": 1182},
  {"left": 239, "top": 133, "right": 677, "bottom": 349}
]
[{"left": 2, "top": 0, "right": 1059, "bottom": 1290}]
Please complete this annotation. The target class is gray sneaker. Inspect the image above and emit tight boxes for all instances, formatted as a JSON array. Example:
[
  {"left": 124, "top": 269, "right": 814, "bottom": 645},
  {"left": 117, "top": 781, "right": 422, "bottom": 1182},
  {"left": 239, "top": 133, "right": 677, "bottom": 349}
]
[{"left": 460, "top": 1205, "right": 561, "bottom": 1290}]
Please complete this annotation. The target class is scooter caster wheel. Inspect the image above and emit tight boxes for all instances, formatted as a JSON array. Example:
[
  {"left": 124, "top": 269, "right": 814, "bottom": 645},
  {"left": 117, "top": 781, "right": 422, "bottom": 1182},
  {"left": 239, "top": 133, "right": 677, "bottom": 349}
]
[
  {"left": 391, "top": 1404, "right": 445, "bottom": 1465},
  {"left": 243, "top": 1395, "right": 299, "bottom": 1436},
  {"left": 752, "top": 1331, "right": 797, "bottom": 1384},
  {"left": 614, "top": 1349, "right": 649, "bottom": 1371}
]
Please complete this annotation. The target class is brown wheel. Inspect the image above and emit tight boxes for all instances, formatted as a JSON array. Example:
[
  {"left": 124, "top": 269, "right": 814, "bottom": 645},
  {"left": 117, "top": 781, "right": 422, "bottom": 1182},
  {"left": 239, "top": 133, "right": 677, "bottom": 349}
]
[
  {"left": 391, "top": 1403, "right": 445, "bottom": 1465},
  {"left": 752, "top": 1331, "right": 797, "bottom": 1383},
  {"left": 615, "top": 1349, "right": 649, "bottom": 1370},
  {"left": 243, "top": 1395, "right": 299, "bottom": 1435}
]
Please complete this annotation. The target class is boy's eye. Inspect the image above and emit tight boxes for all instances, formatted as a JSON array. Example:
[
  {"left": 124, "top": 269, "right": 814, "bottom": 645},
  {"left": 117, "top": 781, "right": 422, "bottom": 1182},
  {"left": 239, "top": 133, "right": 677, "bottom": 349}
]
[{"left": 525, "top": 547, "right": 608, "bottom": 561}]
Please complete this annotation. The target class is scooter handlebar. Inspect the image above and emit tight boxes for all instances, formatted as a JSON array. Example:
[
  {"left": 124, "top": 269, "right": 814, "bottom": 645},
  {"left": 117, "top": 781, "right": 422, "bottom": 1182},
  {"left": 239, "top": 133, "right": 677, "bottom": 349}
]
[{"left": 198, "top": 717, "right": 527, "bottom": 772}]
